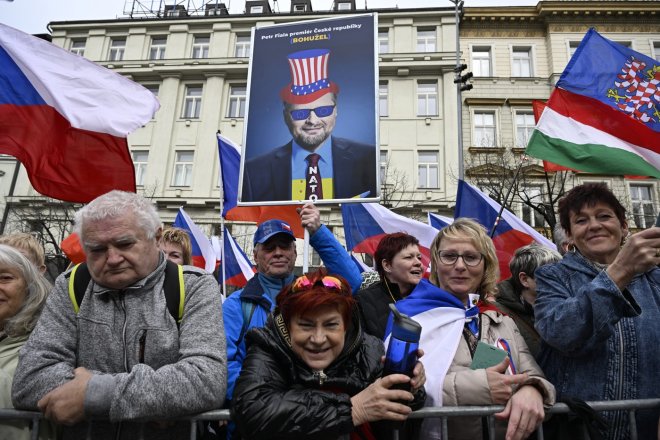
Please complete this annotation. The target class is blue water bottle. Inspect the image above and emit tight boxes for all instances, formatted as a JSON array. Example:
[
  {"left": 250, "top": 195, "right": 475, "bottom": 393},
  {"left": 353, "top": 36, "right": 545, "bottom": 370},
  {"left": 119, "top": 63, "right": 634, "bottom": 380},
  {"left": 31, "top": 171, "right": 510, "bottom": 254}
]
[{"left": 383, "top": 303, "right": 422, "bottom": 388}]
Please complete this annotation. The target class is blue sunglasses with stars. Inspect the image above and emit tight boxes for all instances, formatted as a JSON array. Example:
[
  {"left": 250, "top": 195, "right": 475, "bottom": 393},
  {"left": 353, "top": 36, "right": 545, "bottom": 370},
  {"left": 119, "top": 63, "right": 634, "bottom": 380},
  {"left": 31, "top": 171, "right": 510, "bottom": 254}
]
[{"left": 289, "top": 105, "right": 335, "bottom": 121}]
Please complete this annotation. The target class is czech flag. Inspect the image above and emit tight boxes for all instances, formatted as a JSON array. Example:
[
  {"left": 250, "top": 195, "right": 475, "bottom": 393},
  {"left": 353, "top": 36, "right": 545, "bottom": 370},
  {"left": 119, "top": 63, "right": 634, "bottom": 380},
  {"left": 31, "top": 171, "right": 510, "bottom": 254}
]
[
  {"left": 383, "top": 279, "right": 465, "bottom": 439},
  {"left": 428, "top": 212, "right": 453, "bottom": 230},
  {"left": 455, "top": 180, "right": 555, "bottom": 279},
  {"left": 173, "top": 207, "right": 217, "bottom": 273},
  {"left": 341, "top": 202, "right": 439, "bottom": 270},
  {"left": 351, "top": 254, "right": 374, "bottom": 273},
  {"left": 218, "top": 134, "right": 304, "bottom": 238},
  {"left": 0, "top": 23, "right": 159, "bottom": 203},
  {"left": 219, "top": 227, "right": 256, "bottom": 288}
]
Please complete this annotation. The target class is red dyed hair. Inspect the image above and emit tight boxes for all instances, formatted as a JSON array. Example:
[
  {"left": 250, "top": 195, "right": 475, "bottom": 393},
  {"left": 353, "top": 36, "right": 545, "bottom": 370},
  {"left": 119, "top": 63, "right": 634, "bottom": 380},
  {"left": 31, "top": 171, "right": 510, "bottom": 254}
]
[
  {"left": 374, "top": 233, "right": 420, "bottom": 278},
  {"left": 276, "top": 268, "right": 356, "bottom": 327}
]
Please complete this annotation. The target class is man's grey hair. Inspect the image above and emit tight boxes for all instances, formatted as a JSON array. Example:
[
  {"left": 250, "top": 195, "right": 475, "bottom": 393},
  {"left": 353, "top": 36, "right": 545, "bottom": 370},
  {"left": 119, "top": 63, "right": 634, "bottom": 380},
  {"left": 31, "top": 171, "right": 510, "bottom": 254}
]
[
  {"left": 553, "top": 224, "right": 570, "bottom": 255},
  {"left": 509, "top": 243, "right": 562, "bottom": 293},
  {"left": 0, "top": 244, "right": 51, "bottom": 338},
  {"left": 74, "top": 191, "right": 162, "bottom": 243}
]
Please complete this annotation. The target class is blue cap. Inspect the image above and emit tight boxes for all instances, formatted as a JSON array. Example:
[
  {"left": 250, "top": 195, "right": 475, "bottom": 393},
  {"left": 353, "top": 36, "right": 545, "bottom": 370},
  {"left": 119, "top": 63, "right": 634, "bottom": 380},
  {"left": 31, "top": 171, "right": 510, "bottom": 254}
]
[{"left": 253, "top": 219, "right": 295, "bottom": 246}]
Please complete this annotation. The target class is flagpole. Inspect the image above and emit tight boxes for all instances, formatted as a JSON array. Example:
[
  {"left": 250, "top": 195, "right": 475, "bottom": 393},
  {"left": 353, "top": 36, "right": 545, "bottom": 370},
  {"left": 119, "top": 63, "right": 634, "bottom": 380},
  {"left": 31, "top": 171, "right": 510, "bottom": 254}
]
[
  {"left": 217, "top": 132, "right": 228, "bottom": 299},
  {"left": 489, "top": 157, "right": 526, "bottom": 238}
]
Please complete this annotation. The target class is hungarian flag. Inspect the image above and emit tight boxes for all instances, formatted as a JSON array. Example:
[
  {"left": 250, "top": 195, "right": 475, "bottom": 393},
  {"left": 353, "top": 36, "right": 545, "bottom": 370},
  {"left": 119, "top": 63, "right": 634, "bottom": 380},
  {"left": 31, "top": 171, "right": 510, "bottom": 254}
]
[
  {"left": 526, "top": 28, "right": 659, "bottom": 178},
  {"left": 0, "top": 23, "right": 159, "bottom": 202},
  {"left": 218, "top": 134, "right": 304, "bottom": 238}
]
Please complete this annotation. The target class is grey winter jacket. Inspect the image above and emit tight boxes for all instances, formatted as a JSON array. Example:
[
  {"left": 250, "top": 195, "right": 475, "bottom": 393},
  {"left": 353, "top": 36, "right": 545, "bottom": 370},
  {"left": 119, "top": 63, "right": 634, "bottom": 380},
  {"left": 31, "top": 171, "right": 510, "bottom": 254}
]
[{"left": 12, "top": 256, "right": 227, "bottom": 440}]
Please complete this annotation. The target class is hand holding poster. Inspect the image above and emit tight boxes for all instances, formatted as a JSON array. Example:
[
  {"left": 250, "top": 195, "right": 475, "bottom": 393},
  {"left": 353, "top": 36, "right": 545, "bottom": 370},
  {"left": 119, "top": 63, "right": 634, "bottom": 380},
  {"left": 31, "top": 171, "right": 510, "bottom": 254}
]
[{"left": 239, "top": 14, "right": 380, "bottom": 205}]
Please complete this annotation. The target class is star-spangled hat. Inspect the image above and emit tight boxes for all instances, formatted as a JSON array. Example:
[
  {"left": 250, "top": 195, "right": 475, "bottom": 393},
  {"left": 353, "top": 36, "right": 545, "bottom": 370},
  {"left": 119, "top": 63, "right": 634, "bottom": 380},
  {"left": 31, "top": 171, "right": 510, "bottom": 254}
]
[{"left": 280, "top": 49, "right": 339, "bottom": 104}]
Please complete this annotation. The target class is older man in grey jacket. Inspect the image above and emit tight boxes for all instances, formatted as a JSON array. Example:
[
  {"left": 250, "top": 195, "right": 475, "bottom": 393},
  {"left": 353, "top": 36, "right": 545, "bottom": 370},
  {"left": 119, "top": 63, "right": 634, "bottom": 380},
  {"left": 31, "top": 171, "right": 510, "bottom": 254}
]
[{"left": 12, "top": 191, "right": 226, "bottom": 439}]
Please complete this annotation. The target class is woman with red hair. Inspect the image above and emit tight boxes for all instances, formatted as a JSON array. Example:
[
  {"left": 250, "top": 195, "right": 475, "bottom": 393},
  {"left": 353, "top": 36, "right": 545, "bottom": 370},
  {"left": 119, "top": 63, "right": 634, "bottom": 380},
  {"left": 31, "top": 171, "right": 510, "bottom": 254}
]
[{"left": 232, "top": 268, "right": 426, "bottom": 440}]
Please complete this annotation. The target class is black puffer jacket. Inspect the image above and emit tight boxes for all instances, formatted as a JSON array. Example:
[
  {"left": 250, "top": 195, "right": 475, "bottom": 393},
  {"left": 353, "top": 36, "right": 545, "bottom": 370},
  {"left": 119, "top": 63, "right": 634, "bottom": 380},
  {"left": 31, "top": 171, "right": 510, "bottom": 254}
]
[
  {"left": 357, "top": 279, "right": 404, "bottom": 340},
  {"left": 232, "top": 308, "right": 424, "bottom": 440}
]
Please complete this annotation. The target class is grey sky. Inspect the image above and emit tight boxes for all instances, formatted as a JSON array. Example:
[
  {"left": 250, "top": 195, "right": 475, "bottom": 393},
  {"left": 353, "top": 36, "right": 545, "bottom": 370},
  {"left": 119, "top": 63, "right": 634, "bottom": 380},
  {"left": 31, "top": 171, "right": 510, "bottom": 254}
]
[{"left": 1, "top": 0, "right": 537, "bottom": 34}]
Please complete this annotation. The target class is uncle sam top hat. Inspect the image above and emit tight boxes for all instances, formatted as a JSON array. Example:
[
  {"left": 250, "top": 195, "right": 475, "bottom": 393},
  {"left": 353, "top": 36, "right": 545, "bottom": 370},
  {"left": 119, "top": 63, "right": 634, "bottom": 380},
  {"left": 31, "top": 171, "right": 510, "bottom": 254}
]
[{"left": 280, "top": 48, "right": 339, "bottom": 105}]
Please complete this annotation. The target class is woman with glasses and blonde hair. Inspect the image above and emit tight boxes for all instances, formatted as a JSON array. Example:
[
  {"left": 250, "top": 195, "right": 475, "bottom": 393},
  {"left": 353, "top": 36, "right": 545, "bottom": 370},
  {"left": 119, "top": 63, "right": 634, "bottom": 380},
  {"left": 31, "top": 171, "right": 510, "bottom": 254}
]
[
  {"left": 232, "top": 268, "right": 426, "bottom": 440},
  {"left": 159, "top": 227, "right": 192, "bottom": 266},
  {"left": 428, "top": 218, "right": 555, "bottom": 440}
]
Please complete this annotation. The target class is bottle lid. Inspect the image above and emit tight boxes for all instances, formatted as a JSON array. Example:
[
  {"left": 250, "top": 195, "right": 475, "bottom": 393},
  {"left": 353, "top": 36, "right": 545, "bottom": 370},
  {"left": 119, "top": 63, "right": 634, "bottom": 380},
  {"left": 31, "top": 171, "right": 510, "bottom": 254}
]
[{"left": 389, "top": 303, "right": 422, "bottom": 342}]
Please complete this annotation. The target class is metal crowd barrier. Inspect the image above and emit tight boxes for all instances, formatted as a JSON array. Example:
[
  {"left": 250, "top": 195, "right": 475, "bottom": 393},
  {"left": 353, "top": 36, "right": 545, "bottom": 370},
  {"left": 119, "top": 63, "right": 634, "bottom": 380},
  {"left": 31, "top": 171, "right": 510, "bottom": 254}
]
[{"left": 1, "top": 398, "right": 658, "bottom": 440}]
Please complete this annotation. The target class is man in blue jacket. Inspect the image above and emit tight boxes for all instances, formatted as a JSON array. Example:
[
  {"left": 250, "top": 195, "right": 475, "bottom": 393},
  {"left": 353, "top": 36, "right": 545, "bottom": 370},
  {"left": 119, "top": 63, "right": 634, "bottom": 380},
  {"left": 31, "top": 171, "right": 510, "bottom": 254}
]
[{"left": 222, "top": 203, "right": 361, "bottom": 421}]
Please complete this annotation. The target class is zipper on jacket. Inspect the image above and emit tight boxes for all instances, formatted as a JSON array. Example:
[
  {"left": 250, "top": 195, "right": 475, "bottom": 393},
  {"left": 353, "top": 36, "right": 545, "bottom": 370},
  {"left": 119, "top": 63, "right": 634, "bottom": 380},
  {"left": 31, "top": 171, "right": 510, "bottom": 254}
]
[
  {"left": 314, "top": 370, "right": 327, "bottom": 386},
  {"left": 138, "top": 330, "right": 147, "bottom": 363},
  {"left": 118, "top": 294, "right": 129, "bottom": 372}
]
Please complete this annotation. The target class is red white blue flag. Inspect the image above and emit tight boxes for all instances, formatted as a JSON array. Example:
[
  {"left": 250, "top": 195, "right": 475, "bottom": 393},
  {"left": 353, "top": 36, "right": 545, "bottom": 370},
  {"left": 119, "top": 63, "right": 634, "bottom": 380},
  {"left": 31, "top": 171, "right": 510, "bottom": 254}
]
[
  {"left": 455, "top": 180, "right": 556, "bottom": 280},
  {"left": 526, "top": 28, "right": 659, "bottom": 177},
  {"left": 341, "top": 202, "right": 439, "bottom": 271},
  {"left": 173, "top": 207, "right": 217, "bottom": 273},
  {"left": 220, "top": 227, "right": 256, "bottom": 288},
  {"left": 0, "top": 23, "right": 159, "bottom": 202},
  {"left": 383, "top": 279, "right": 465, "bottom": 439},
  {"left": 427, "top": 212, "right": 453, "bottom": 230}
]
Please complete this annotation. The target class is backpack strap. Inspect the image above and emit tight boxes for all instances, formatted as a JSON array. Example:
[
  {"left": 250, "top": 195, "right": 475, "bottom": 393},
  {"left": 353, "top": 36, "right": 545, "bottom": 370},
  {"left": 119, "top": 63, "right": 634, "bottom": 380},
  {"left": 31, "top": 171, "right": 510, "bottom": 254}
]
[
  {"left": 163, "top": 260, "right": 185, "bottom": 324},
  {"left": 68, "top": 261, "right": 185, "bottom": 326},
  {"left": 236, "top": 299, "right": 257, "bottom": 349}
]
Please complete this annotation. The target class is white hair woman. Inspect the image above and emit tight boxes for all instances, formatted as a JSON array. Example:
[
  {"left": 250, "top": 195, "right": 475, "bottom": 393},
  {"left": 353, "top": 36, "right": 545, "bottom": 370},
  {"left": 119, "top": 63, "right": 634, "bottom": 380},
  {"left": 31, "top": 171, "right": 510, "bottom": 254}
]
[{"left": 0, "top": 244, "right": 51, "bottom": 439}]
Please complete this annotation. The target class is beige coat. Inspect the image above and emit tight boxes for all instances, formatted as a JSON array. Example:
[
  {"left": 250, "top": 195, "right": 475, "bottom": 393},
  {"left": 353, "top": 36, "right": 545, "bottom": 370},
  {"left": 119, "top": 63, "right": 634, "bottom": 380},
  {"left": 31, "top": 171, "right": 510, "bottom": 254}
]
[{"left": 442, "top": 309, "right": 556, "bottom": 440}]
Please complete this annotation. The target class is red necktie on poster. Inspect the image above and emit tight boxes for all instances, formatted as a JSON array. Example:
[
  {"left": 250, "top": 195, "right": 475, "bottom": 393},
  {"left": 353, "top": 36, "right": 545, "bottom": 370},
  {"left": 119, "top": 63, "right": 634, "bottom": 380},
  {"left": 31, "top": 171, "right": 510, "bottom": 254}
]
[{"left": 305, "top": 153, "right": 323, "bottom": 200}]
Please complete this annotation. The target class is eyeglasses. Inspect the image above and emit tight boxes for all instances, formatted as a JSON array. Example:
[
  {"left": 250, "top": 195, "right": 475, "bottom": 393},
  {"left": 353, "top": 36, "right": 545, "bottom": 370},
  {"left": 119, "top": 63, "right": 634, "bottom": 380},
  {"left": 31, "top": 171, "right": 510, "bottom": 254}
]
[
  {"left": 292, "top": 274, "right": 344, "bottom": 292},
  {"left": 437, "top": 251, "right": 484, "bottom": 267},
  {"left": 289, "top": 105, "right": 335, "bottom": 121}
]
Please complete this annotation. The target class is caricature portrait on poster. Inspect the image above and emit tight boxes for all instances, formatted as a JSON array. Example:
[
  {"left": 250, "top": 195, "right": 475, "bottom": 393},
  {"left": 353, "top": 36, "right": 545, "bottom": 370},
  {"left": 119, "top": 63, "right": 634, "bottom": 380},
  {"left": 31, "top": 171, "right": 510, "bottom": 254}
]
[{"left": 238, "top": 14, "right": 380, "bottom": 205}]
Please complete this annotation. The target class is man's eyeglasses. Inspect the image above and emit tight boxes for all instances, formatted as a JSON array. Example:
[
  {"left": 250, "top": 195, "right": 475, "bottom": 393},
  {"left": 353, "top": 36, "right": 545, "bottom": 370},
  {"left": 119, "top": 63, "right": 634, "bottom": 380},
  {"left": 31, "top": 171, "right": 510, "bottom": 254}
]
[
  {"left": 292, "top": 274, "right": 344, "bottom": 292},
  {"left": 437, "top": 251, "right": 484, "bottom": 267},
  {"left": 289, "top": 105, "right": 335, "bottom": 121}
]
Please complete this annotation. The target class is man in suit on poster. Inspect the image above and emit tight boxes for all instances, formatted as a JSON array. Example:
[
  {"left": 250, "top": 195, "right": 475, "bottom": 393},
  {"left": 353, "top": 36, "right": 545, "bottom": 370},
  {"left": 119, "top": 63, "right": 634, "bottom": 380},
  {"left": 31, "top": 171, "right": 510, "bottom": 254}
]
[{"left": 242, "top": 48, "right": 377, "bottom": 203}]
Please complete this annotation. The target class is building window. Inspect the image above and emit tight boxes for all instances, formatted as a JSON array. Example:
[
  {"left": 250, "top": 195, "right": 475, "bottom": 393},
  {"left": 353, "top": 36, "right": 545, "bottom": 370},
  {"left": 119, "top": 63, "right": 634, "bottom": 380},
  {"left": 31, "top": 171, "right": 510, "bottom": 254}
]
[
  {"left": 250, "top": 5, "right": 264, "bottom": 13},
  {"left": 512, "top": 47, "right": 532, "bottom": 77},
  {"left": 474, "top": 111, "right": 497, "bottom": 147},
  {"left": 337, "top": 2, "right": 352, "bottom": 10},
  {"left": 515, "top": 111, "right": 536, "bottom": 148},
  {"left": 379, "top": 29, "right": 389, "bottom": 54},
  {"left": 521, "top": 187, "right": 545, "bottom": 227},
  {"left": 149, "top": 36, "right": 167, "bottom": 60},
  {"left": 235, "top": 35, "right": 250, "bottom": 58},
  {"left": 568, "top": 41, "right": 580, "bottom": 58},
  {"left": 653, "top": 42, "right": 660, "bottom": 62},
  {"left": 416, "top": 28, "right": 436, "bottom": 53},
  {"left": 418, "top": 151, "right": 438, "bottom": 189},
  {"left": 417, "top": 81, "right": 437, "bottom": 117},
  {"left": 172, "top": 151, "right": 194, "bottom": 187},
  {"left": 182, "top": 85, "right": 203, "bottom": 119},
  {"left": 472, "top": 47, "right": 492, "bottom": 77},
  {"left": 109, "top": 38, "right": 126, "bottom": 61},
  {"left": 144, "top": 84, "right": 160, "bottom": 98},
  {"left": 379, "top": 82, "right": 388, "bottom": 117},
  {"left": 132, "top": 151, "right": 149, "bottom": 186},
  {"left": 630, "top": 184, "right": 656, "bottom": 228},
  {"left": 293, "top": 4, "right": 307, "bottom": 12},
  {"left": 192, "top": 35, "right": 210, "bottom": 59},
  {"left": 70, "top": 39, "right": 86, "bottom": 56},
  {"left": 227, "top": 85, "right": 246, "bottom": 118},
  {"left": 380, "top": 150, "right": 388, "bottom": 183}
]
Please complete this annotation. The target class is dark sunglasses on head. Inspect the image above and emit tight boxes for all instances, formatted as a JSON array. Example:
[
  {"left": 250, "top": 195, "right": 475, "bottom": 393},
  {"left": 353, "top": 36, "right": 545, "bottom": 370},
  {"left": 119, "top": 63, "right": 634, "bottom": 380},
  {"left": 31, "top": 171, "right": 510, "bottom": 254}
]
[
  {"left": 292, "top": 274, "right": 344, "bottom": 293},
  {"left": 289, "top": 105, "right": 335, "bottom": 121}
]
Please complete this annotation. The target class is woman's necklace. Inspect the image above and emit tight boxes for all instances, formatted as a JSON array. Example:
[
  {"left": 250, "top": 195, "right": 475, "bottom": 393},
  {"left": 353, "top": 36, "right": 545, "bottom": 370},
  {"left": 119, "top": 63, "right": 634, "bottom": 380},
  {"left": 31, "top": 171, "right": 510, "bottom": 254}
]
[{"left": 384, "top": 279, "right": 398, "bottom": 303}]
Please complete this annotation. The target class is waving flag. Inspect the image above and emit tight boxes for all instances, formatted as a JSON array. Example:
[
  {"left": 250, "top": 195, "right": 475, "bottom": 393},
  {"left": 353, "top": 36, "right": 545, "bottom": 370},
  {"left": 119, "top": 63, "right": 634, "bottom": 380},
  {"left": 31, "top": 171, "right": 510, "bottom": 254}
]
[
  {"left": 218, "top": 134, "right": 304, "bottom": 237},
  {"left": 341, "top": 202, "right": 438, "bottom": 269},
  {"left": 351, "top": 254, "right": 373, "bottom": 273},
  {"left": 427, "top": 213, "right": 453, "bottom": 230},
  {"left": 526, "top": 28, "right": 659, "bottom": 178},
  {"left": 455, "top": 180, "right": 555, "bottom": 280},
  {"left": 0, "top": 23, "right": 159, "bottom": 202},
  {"left": 61, "top": 233, "right": 85, "bottom": 265},
  {"left": 173, "top": 208, "right": 217, "bottom": 273},
  {"left": 220, "top": 227, "right": 256, "bottom": 288},
  {"left": 383, "top": 280, "right": 465, "bottom": 439}
]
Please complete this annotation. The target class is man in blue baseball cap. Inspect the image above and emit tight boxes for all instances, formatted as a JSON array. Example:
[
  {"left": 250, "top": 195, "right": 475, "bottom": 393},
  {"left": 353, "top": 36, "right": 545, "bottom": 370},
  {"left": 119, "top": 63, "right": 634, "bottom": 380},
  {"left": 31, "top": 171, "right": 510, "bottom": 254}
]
[{"left": 218, "top": 203, "right": 361, "bottom": 439}]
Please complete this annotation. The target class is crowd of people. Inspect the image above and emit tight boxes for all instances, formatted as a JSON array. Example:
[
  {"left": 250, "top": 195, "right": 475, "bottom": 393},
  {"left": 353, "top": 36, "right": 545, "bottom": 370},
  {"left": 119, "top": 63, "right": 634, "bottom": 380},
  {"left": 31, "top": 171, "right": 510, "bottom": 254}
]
[{"left": 0, "top": 182, "right": 658, "bottom": 440}]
